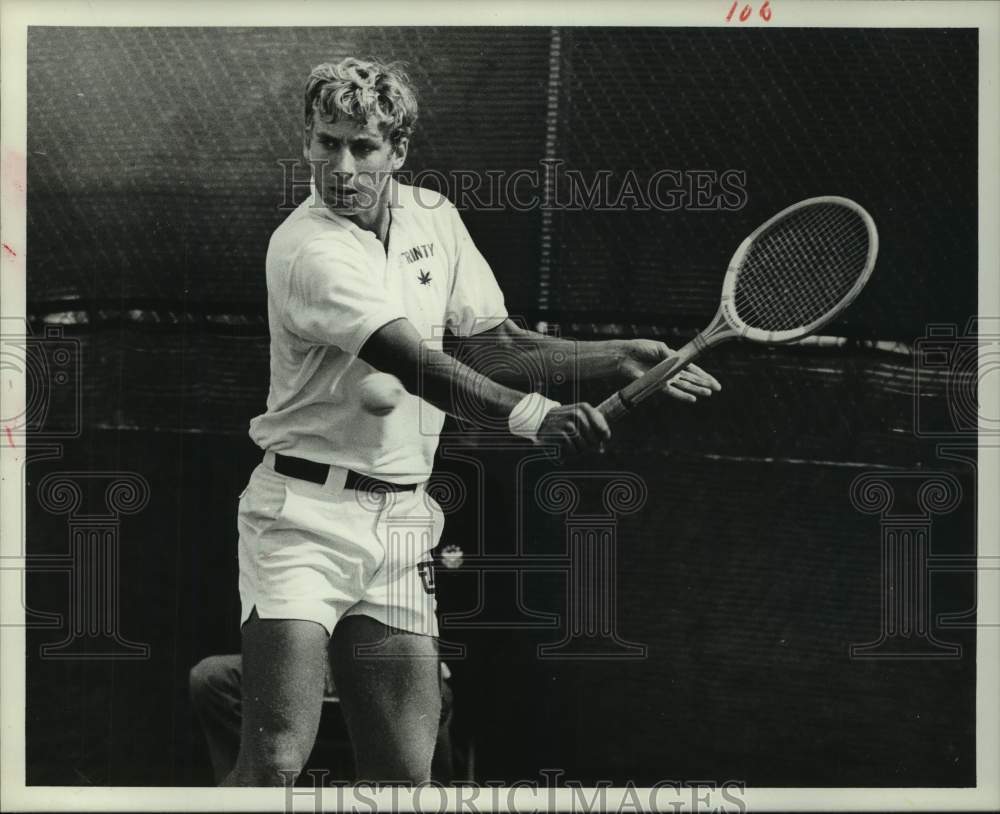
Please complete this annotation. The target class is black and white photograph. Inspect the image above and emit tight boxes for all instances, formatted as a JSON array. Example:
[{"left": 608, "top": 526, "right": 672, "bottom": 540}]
[{"left": 1, "top": 1, "right": 998, "bottom": 811}]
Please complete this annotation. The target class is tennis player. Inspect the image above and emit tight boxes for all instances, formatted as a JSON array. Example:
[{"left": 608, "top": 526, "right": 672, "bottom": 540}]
[{"left": 223, "top": 57, "right": 720, "bottom": 787}]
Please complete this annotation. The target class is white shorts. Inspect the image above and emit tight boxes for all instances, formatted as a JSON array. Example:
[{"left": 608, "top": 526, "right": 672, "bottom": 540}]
[{"left": 237, "top": 453, "right": 443, "bottom": 638}]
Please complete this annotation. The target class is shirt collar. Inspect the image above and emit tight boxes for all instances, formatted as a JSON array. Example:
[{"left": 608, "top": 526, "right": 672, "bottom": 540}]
[{"left": 308, "top": 179, "right": 400, "bottom": 240}]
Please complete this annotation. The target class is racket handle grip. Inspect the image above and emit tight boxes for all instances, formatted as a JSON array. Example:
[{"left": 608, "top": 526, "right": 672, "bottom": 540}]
[
  {"left": 596, "top": 342, "right": 701, "bottom": 424},
  {"left": 597, "top": 391, "right": 634, "bottom": 423}
]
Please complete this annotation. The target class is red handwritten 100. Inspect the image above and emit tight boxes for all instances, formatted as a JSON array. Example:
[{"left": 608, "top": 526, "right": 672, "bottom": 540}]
[{"left": 726, "top": 1, "right": 772, "bottom": 22}]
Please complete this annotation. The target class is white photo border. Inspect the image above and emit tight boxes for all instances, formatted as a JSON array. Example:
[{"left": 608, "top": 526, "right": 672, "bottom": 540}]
[{"left": 2, "top": 1, "right": 997, "bottom": 811}]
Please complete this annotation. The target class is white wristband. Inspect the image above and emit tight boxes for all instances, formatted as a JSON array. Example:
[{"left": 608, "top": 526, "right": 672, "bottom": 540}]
[{"left": 508, "top": 392, "right": 561, "bottom": 444}]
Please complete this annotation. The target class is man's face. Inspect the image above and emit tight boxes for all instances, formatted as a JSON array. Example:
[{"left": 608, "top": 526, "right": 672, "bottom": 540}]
[{"left": 303, "top": 114, "right": 407, "bottom": 217}]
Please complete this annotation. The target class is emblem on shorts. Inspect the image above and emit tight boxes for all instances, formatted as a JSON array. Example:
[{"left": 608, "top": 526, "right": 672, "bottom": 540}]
[
  {"left": 417, "top": 270, "right": 432, "bottom": 286},
  {"left": 417, "top": 561, "right": 436, "bottom": 595}
]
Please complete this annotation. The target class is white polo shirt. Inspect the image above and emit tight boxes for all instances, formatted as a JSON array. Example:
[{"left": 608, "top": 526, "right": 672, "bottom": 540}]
[{"left": 249, "top": 180, "right": 508, "bottom": 483}]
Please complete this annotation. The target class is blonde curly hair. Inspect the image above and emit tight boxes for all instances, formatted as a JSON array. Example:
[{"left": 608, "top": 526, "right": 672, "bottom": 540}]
[{"left": 304, "top": 57, "right": 418, "bottom": 146}]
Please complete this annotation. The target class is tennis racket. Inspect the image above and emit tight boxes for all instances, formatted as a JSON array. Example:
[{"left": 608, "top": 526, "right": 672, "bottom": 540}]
[{"left": 598, "top": 196, "right": 879, "bottom": 422}]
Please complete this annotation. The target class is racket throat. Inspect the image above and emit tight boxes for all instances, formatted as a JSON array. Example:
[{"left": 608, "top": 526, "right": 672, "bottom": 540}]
[{"left": 701, "top": 305, "right": 738, "bottom": 347}]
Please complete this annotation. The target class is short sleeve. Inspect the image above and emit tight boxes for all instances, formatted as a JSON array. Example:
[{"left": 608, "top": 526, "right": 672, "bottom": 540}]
[
  {"left": 445, "top": 207, "right": 508, "bottom": 337},
  {"left": 284, "top": 236, "right": 407, "bottom": 355}
]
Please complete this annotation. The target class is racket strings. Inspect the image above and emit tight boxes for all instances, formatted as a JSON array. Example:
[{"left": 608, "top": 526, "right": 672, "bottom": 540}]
[
  {"left": 733, "top": 203, "right": 871, "bottom": 332},
  {"left": 742, "top": 219, "right": 865, "bottom": 321},
  {"left": 745, "top": 208, "right": 866, "bottom": 312},
  {"left": 741, "top": 207, "right": 867, "bottom": 327}
]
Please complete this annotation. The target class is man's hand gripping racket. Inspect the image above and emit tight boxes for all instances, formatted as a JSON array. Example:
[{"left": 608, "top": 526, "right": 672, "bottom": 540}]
[{"left": 598, "top": 196, "right": 879, "bottom": 423}]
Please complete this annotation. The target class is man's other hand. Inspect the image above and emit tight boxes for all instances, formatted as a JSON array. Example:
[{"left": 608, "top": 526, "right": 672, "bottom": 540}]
[
  {"left": 538, "top": 403, "right": 612, "bottom": 455},
  {"left": 618, "top": 339, "right": 722, "bottom": 404}
]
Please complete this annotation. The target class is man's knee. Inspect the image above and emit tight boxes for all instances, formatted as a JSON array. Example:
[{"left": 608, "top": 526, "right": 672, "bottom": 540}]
[
  {"left": 189, "top": 654, "right": 241, "bottom": 711},
  {"left": 188, "top": 658, "right": 213, "bottom": 708}
]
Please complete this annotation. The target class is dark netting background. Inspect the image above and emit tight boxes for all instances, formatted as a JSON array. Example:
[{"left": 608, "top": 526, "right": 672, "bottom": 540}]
[
  {"left": 552, "top": 28, "right": 977, "bottom": 338},
  {"left": 23, "top": 27, "right": 978, "bottom": 787},
  {"left": 27, "top": 26, "right": 549, "bottom": 307}
]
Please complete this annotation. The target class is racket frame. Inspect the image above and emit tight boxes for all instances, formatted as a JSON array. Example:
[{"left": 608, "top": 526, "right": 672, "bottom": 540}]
[
  {"left": 722, "top": 195, "right": 879, "bottom": 345},
  {"left": 598, "top": 196, "right": 879, "bottom": 421}
]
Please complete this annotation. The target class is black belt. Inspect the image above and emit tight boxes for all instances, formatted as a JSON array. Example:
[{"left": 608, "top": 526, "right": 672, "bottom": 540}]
[{"left": 273, "top": 453, "right": 418, "bottom": 493}]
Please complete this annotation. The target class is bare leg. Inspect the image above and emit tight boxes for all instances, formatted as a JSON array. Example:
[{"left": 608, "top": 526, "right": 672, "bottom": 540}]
[
  {"left": 329, "top": 615, "right": 441, "bottom": 784},
  {"left": 189, "top": 654, "right": 244, "bottom": 783},
  {"left": 221, "top": 608, "right": 329, "bottom": 786}
]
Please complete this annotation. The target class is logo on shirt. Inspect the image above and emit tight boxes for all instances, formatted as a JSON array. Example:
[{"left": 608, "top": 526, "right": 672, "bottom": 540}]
[
  {"left": 401, "top": 243, "right": 435, "bottom": 264},
  {"left": 417, "top": 270, "right": 432, "bottom": 286}
]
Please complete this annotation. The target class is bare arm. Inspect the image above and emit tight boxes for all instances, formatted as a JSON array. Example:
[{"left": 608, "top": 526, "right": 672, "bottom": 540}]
[
  {"left": 461, "top": 319, "right": 626, "bottom": 383},
  {"left": 464, "top": 319, "right": 721, "bottom": 403},
  {"left": 359, "top": 318, "right": 611, "bottom": 454},
  {"left": 361, "top": 317, "right": 523, "bottom": 424}
]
